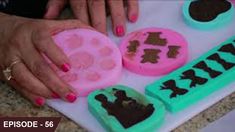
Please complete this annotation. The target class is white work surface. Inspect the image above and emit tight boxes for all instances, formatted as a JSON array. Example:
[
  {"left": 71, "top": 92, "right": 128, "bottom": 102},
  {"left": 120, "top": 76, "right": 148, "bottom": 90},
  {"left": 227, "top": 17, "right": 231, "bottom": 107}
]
[{"left": 47, "top": 1, "right": 235, "bottom": 132}]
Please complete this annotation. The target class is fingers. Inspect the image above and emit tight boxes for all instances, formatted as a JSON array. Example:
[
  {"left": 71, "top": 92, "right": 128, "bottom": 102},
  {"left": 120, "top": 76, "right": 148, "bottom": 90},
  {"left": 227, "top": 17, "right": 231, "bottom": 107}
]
[
  {"left": 11, "top": 60, "right": 54, "bottom": 98},
  {"left": 43, "top": 19, "right": 93, "bottom": 35},
  {"left": 107, "top": 0, "right": 126, "bottom": 37},
  {"left": 44, "top": 0, "right": 67, "bottom": 19},
  {"left": 88, "top": 0, "right": 107, "bottom": 35},
  {"left": 127, "top": 0, "right": 139, "bottom": 23},
  {"left": 10, "top": 80, "right": 46, "bottom": 106},
  {"left": 21, "top": 46, "right": 77, "bottom": 103},
  {"left": 32, "top": 29, "right": 71, "bottom": 72},
  {"left": 32, "top": 20, "right": 93, "bottom": 71},
  {"left": 70, "top": 0, "right": 90, "bottom": 25}
]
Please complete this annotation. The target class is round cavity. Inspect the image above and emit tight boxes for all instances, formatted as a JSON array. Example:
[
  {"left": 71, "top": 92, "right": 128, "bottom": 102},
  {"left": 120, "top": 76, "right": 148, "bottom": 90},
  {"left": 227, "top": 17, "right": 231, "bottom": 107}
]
[{"left": 52, "top": 29, "right": 122, "bottom": 96}]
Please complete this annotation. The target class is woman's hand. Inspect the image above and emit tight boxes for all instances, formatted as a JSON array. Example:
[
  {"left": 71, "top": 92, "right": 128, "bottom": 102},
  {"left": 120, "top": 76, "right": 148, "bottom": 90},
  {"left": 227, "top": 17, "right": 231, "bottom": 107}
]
[
  {"left": 0, "top": 13, "right": 90, "bottom": 106},
  {"left": 44, "top": 0, "right": 139, "bottom": 37}
]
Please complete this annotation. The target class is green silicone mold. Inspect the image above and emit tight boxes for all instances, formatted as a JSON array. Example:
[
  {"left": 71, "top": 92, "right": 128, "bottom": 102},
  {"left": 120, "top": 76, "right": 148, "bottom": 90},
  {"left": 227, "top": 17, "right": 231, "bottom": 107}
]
[
  {"left": 146, "top": 36, "right": 235, "bottom": 113},
  {"left": 182, "top": 0, "right": 234, "bottom": 30},
  {"left": 88, "top": 85, "right": 165, "bottom": 132}
]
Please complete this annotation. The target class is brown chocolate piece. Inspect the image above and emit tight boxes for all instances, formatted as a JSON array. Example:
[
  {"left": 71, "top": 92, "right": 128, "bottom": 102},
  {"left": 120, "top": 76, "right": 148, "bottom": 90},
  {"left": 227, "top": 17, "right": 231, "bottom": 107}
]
[
  {"left": 207, "top": 53, "right": 235, "bottom": 70},
  {"left": 180, "top": 69, "right": 208, "bottom": 88},
  {"left": 127, "top": 40, "right": 140, "bottom": 53},
  {"left": 167, "top": 45, "right": 181, "bottom": 58},
  {"left": 141, "top": 49, "right": 161, "bottom": 64},
  {"left": 95, "top": 89, "right": 154, "bottom": 128},
  {"left": 161, "top": 80, "right": 188, "bottom": 98},
  {"left": 144, "top": 32, "right": 167, "bottom": 46},
  {"left": 189, "top": 0, "right": 231, "bottom": 22},
  {"left": 218, "top": 43, "right": 235, "bottom": 56},
  {"left": 193, "top": 61, "right": 222, "bottom": 78}
]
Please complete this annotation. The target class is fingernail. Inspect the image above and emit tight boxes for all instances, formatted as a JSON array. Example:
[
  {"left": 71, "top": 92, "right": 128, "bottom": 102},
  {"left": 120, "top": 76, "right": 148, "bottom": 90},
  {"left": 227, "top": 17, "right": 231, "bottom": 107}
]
[
  {"left": 35, "top": 97, "right": 45, "bottom": 106},
  {"left": 130, "top": 14, "right": 138, "bottom": 23},
  {"left": 51, "top": 92, "right": 60, "bottom": 99},
  {"left": 65, "top": 93, "right": 77, "bottom": 103},
  {"left": 61, "top": 63, "right": 71, "bottom": 72},
  {"left": 116, "top": 25, "right": 125, "bottom": 37}
]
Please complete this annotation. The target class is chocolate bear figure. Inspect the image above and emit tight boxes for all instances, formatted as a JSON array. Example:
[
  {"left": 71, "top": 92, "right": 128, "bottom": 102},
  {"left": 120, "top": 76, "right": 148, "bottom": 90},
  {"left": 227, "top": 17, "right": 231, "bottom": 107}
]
[
  {"left": 180, "top": 69, "right": 208, "bottom": 88},
  {"left": 160, "top": 79, "right": 188, "bottom": 98},
  {"left": 127, "top": 40, "right": 140, "bottom": 53},
  {"left": 167, "top": 45, "right": 181, "bottom": 58},
  {"left": 144, "top": 32, "right": 167, "bottom": 46},
  {"left": 141, "top": 49, "right": 161, "bottom": 64},
  {"left": 95, "top": 90, "right": 154, "bottom": 128},
  {"left": 189, "top": 0, "right": 231, "bottom": 22}
]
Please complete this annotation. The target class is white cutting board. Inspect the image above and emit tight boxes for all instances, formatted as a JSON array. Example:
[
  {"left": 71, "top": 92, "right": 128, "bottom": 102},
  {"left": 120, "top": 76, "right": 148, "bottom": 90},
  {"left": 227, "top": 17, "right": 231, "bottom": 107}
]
[{"left": 47, "top": 1, "right": 235, "bottom": 132}]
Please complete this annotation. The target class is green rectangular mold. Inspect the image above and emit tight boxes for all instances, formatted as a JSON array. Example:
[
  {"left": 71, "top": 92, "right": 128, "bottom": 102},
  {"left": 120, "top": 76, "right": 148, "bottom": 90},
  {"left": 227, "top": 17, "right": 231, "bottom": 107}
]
[
  {"left": 88, "top": 85, "right": 165, "bottom": 132},
  {"left": 145, "top": 36, "right": 235, "bottom": 113}
]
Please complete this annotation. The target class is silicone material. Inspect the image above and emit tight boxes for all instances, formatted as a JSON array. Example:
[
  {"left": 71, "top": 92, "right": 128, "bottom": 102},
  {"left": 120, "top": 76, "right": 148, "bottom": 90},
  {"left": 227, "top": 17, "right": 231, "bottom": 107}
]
[
  {"left": 88, "top": 85, "right": 165, "bottom": 132},
  {"left": 119, "top": 27, "right": 188, "bottom": 76},
  {"left": 182, "top": 0, "right": 234, "bottom": 30},
  {"left": 146, "top": 36, "right": 235, "bottom": 113},
  {"left": 52, "top": 29, "right": 122, "bottom": 96}
]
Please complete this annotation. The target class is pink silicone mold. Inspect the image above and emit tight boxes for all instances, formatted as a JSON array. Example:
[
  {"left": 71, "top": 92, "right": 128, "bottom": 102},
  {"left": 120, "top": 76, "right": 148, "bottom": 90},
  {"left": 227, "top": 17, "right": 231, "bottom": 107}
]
[
  {"left": 119, "top": 27, "right": 188, "bottom": 76},
  {"left": 52, "top": 29, "right": 122, "bottom": 96}
]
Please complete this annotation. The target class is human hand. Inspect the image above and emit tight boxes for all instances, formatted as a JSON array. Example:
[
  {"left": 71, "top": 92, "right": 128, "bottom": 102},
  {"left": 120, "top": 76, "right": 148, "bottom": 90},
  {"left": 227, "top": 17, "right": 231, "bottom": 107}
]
[
  {"left": 44, "top": 0, "right": 139, "bottom": 37},
  {"left": 0, "top": 13, "right": 91, "bottom": 106}
]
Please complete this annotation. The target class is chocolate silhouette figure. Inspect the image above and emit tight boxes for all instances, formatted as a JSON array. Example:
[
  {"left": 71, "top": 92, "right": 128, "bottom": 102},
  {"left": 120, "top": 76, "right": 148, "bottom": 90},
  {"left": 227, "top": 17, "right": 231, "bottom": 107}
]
[
  {"left": 141, "top": 49, "right": 161, "bottom": 64},
  {"left": 207, "top": 53, "right": 235, "bottom": 70},
  {"left": 218, "top": 43, "right": 235, "bottom": 56},
  {"left": 144, "top": 32, "right": 167, "bottom": 46},
  {"left": 193, "top": 61, "right": 222, "bottom": 78},
  {"left": 167, "top": 45, "right": 181, "bottom": 58},
  {"left": 189, "top": 0, "right": 231, "bottom": 22},
  {"left": 180, "top": 69, "right": 208, "bottom": 88},
  {"left": 95, "top": 90, "right": 154, "bottom": 128},
  {"left": 160, "top": 79, "right": 188, "bottom": 98},
  {"left": 127, "top": 40, "right": 140, "bottom": 53}
]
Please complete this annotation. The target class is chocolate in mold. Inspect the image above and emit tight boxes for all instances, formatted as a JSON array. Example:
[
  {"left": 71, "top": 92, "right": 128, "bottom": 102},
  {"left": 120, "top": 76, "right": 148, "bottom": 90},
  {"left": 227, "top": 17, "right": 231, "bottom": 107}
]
[
  {"left": 189, "top": 0, "right": 231, "bottom": 22},
  {"left": 218, "top": 43, "right": 235, "bottom": 56},
  {"left": 160, "top": 79, "right": 188, "bottom": 98},
  {"left": 95, "top": 90, "right": 154, "bottom": 128},
  {"left": 141, "top": 49, "right": 161, "bottom": 64},
  {"left": 207, "top": 53, "right": 235, "bottom": 70},
  {"left": 144, "top": 32, "right": 167, "bottom": 46},
  {"left": 127, "top": 40, "right": 140, "bottom": 53},
  {"left": 193, "top": 61, "right": 222, "bottom": 78},
  {"left": 167, "top": 45, "right": 181, "bottom": 58},
  {"left": 180, "top": 69, "right": 208, "bottom": 88}
]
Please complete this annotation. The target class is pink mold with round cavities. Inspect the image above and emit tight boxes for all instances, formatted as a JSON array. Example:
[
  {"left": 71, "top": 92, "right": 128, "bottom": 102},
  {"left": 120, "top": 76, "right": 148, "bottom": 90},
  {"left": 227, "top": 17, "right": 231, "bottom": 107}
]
[
  {"left": 119, "top": 27, "right": 188, "bottom": 76},
  {"left": 52, "top": 29, "right": 122, "bottom": 96}
]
